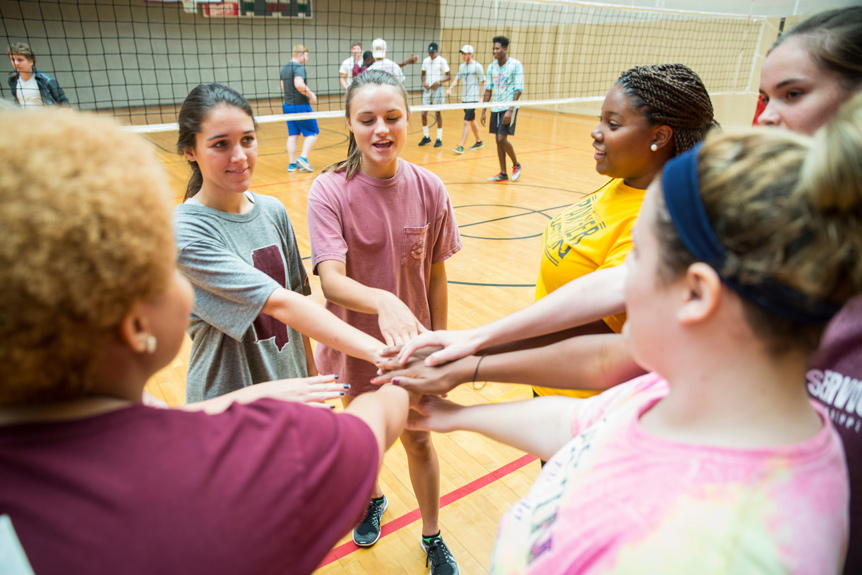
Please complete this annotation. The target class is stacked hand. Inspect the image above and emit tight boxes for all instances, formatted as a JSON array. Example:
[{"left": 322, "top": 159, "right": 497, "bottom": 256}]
[{"left": 232, "top": 375, "right": 349, "bottom": 408}]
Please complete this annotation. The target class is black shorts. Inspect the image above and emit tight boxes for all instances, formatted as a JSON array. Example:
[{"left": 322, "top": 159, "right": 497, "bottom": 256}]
[
  {"left": 489, "top": 109, "right": 517, "bottom": 136},
  {"left": 463, "top": 107, "right": 476, "bottom": 122}
]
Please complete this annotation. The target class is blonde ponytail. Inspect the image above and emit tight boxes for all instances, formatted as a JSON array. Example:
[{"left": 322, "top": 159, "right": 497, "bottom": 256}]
[{"left": 794, "top": 92, "right": 862, "bottom": 299}]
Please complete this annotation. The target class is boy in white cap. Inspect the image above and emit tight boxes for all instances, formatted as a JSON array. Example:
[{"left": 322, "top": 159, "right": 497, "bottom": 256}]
[
  {"left": 419, "top": 42, "right": 450, "bottom": 147},
  {"left": 446, "top": 44, "right": 485, "bottom": 153},
  {"left": 366, "top": 38, "right": 418, "bottom": 84}
]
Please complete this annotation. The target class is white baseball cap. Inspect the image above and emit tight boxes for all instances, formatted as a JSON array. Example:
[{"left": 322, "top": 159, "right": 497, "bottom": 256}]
[
  {"left": 372, "top": 38, "right": 387, "bottom": 59},
  {"left": 459, "top": 44, "right": 474, "bottom": 54}
]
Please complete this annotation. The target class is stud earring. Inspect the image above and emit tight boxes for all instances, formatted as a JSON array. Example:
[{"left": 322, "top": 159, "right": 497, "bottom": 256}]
[
  {"left": 145, "top": 335, "right": 157, "bottom": 354},
  {"left": 650, "top": 143, "right": 658, "bottom": 152}
]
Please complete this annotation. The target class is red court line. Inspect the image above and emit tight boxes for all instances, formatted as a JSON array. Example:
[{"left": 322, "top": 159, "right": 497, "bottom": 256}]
[{"left": 318, "top": 453, "right": 537, "bottom": 568}]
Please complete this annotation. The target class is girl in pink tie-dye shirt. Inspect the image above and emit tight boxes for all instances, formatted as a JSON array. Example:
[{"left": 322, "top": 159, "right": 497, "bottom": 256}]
[{"left": 410, "top": 107, "right": 862, "bottom": 574}]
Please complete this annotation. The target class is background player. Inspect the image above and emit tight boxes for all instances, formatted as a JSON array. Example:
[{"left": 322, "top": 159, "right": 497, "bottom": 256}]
[
  {"left": 419, "top": 42, "right": 450, "bottom": 147},
  {"left": 482, "top": 36, "right": 523, "bottom": 182},
  {"left": 280, "top": 44, "right": 318, "bottom": 172},
  {"left": 446, "top": 44, "right": 484, "bottom": 154},
  {"left": 339, "top": 42, "right": 362, "bottom": 90}
]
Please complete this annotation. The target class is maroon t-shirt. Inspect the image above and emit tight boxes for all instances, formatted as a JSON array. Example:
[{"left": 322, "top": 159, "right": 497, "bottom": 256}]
[
  {"left": 807, "top": 295, "right": 862, "bottom": 575},
  {"left": 0, "top": 399, "right": 378, "bottom": 575}
]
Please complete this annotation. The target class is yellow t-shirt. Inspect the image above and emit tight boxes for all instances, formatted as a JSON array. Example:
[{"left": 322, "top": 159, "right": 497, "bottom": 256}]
[{"left": 533, "top": 178, "right": 644, "bottom": 398}]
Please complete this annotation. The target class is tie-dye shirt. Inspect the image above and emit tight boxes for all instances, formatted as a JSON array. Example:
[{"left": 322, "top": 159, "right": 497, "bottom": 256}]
[{"left": 491, "top": 373, "right": 849, "bottom": 575}]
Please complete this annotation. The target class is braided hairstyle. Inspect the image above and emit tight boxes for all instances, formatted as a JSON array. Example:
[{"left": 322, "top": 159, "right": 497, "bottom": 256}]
[{"left": 616, "top": 64, "right": 717, "bottom": 155}]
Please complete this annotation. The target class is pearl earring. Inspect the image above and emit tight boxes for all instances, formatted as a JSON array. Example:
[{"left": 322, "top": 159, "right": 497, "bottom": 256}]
[
  {"left": 650, "top": 143, "right": 658, "bottom": 152},
  {"left": 145, "top": 335, "right": 157, "bottom": 354}
]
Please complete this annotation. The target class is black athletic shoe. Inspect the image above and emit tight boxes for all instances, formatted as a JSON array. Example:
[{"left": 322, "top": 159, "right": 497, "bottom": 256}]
[
  {"left": 353, "top": 496, "right": 388, "bottom": 547},
  {"left": 433, "top": 139, "right": 442, "bottom": 147},
  {"left": 469, "top": 141, "right": 484, "bottom": 150},
  {"left": 421, "top": 533, "right": 460, "bottom": 575},
  {"left": 419, "top": 136, "right": 432, "bottom": 146}
]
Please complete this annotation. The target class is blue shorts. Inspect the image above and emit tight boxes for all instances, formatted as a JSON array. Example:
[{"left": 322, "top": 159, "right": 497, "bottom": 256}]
[{"left": 283, "top": 103, "right": 320, "bottom": 137}]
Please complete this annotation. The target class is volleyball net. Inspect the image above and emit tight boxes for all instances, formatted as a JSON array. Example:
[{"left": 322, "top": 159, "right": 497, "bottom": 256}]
[{"left": 1, "top": 0, "right": 774, "bottom": 132}]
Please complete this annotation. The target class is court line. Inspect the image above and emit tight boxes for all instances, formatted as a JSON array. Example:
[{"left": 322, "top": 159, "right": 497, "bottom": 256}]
[{"left": 318, "top": 452, "right": 537, "bottom": 568}]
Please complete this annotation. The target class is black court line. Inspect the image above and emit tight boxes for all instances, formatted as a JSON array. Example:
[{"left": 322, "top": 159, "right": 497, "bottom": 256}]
[
  {"left": 454, "top": 203, "right": 571, "bottom": 240},
  {"left": 449, "top": 280, "right": 536, "bottom": 288},
  {"left": 445, "top": 181, "right": 590, "bottom": 196}
]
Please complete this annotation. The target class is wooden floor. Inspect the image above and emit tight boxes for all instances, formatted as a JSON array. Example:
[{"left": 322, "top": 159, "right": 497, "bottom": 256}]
[{"left": 142, "top": 108, "right": 608, "bottom": 574}]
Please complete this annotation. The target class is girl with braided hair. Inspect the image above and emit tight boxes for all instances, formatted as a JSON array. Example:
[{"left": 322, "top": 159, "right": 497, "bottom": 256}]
[{"left": 528, "top": 63, "right": 717, "bottom": 400}]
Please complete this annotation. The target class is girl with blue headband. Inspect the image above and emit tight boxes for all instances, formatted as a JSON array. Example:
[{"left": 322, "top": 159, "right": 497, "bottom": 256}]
[{"left": 404, "top": 112, "right": 862, "bottom": 572}]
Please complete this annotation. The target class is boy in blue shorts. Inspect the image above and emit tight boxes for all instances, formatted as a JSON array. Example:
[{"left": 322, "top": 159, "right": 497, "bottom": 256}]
[{"left": 280, "top": 44, "right": 319, "bottom": 172}]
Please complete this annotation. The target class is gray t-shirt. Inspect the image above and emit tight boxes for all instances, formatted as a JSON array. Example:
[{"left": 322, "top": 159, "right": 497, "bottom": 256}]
[
  {"left": 174, "top": 192, "right": 312, "bottom": 402},
  {"left": 456, "top": 60, "right": 484, "bottom": 103},
  {"left": 281, "top": 61, "right": 309, "bottom": 105}
]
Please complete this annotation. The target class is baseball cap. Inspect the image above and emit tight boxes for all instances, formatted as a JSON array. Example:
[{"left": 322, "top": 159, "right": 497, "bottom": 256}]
[
  {"left": 428, "top": 42, "right": 439, "bottom": 53},
  {"left": 459, "top": 44, "right": 474, "bottom": 54},
  {"left": 372, "top": 38, "right": 387, "bottom": 59}
]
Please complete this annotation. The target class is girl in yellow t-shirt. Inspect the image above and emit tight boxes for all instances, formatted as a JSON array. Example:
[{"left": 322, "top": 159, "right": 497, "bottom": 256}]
[{"left": 533, "top": 64, "right": 717, "bottom": 399}]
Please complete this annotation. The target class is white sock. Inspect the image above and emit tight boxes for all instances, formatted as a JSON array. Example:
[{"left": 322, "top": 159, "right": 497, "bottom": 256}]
[
  {"left": 437, "top": 128, "right": 443, "bottom": 141},
  {"left": 423, "top": 126, "right": 429, "bottom": 138}
]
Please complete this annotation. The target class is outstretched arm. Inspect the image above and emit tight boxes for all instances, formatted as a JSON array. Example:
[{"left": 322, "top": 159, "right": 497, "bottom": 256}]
[
  {"left": 316, "top": 260, "right": 426, "bottom": 347},
  {"left": 375, "top": 333, "right": 644, "bottom": 396},
  {"left": 399, "top": 54, "right": 419, "bottom": 67},
  {"left": 398, "top": 265, "right": 628, "bottom": 365},
  {"left": 346, "top": 384, "right": 418, "bottom": 468},
  {"left": 408, "top": 394, "right": 579, "bottom": 461},
  {"left": 178, "top": 375, "right": 350, "bottom": 414},
  {"left": 262, "top": 286, "right": 383, "bottom": 363}
]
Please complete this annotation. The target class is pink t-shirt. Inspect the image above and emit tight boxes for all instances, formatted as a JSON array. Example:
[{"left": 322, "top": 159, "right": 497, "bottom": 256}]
[
  {"left": 492, "top": 374, "right": 849, "bottom": 575},
  {"left": 307, "top": 159, "right": 462, "bottom": 394},
  {"left": 0, "top": 400, "right": 378, "bottom": 575}
]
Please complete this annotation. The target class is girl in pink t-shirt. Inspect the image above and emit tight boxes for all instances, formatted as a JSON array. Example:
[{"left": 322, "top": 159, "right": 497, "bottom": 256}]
[
  {"left": 306, "top": 70, "right": 462, "bottom": 574},
  {"left": 407, "top": 109, "right": 862, "bottom": 574}
]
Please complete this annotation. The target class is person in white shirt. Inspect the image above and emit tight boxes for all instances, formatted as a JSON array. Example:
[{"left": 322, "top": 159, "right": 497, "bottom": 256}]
[
  {"left": 366, "top": 38, "right": 418, "bottom": 86},
  {"left": 339, "top": 42, "right": 362, "bottom": 91},
  {"left": 419, "top": 43, "right": 450, "bottom": 147},
  {"left": 446, "top": 45, "right": 485, "bottom": 154},
  {"left": 6, "top": 42, "right": 69, "bottom": 108}
]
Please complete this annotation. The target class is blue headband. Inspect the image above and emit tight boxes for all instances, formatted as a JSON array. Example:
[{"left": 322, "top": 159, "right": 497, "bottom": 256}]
[{"left": 661, "top": 144, "right": 841, "bottom": 324}]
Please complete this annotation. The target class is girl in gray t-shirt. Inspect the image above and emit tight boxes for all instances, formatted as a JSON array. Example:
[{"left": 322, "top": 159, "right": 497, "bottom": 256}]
[{"left": 173, "top": 83, "right": 385, "bottom": 402}]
